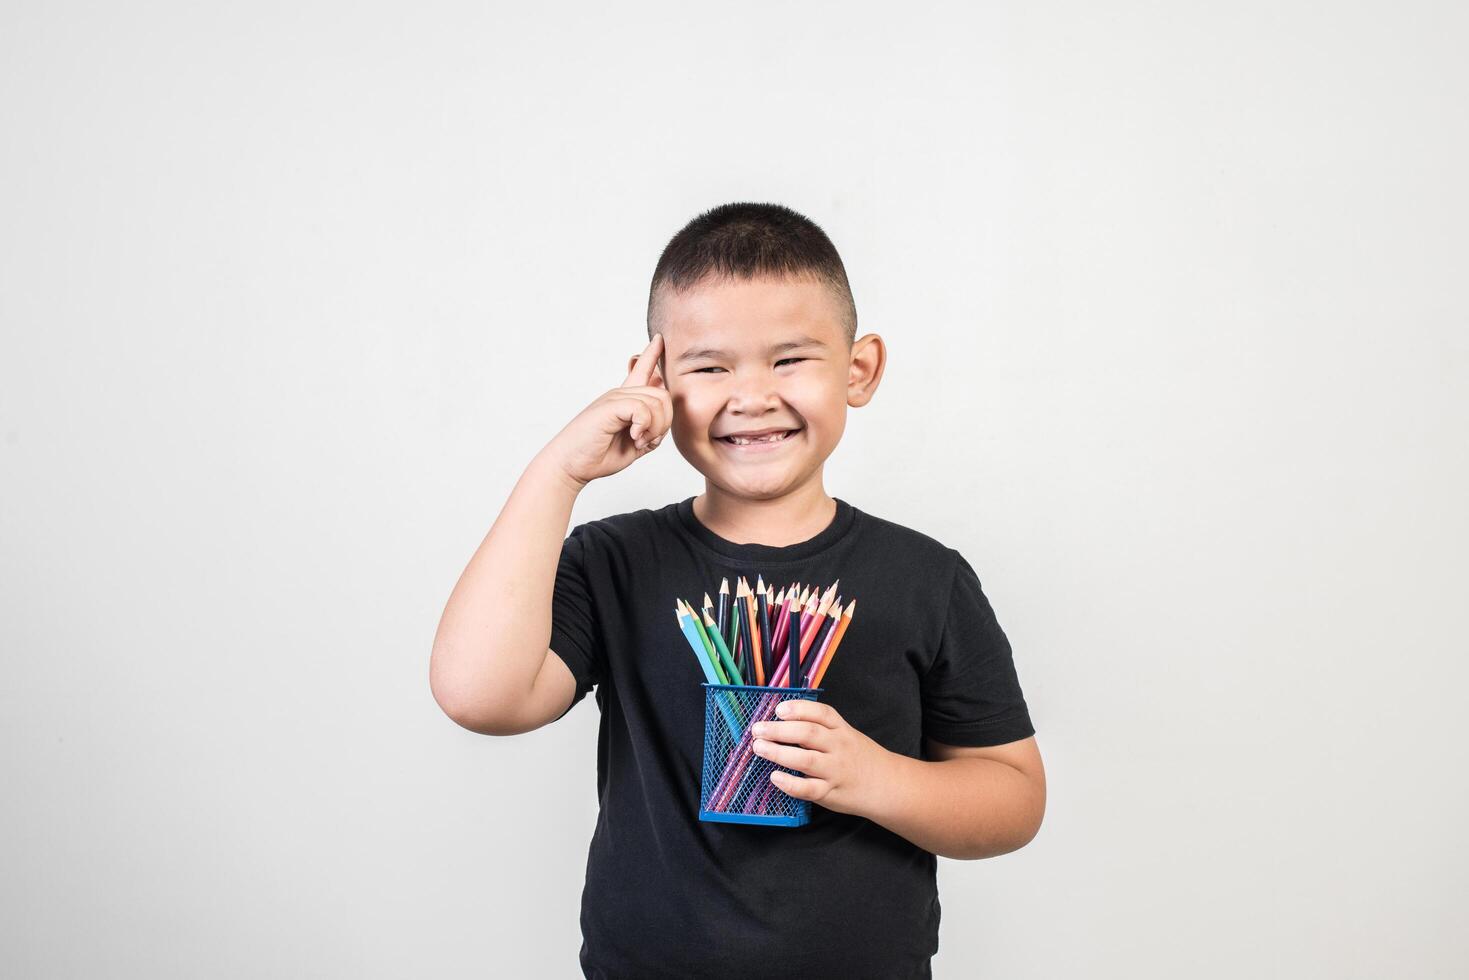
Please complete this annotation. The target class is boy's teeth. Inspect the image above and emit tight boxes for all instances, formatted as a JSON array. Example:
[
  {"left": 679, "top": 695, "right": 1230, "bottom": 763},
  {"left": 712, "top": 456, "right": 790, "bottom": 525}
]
[{"left": 728, "top": 431, "right": 789, "bottom": 445}]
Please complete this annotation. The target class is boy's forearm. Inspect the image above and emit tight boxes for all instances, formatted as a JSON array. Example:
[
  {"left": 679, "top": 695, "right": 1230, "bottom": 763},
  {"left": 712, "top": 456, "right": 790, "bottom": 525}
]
[
  {"left": 429, "top": 449, "right": 585, "bottom": 727},
  {"left": 858, "top": 753, "right": 1044, "bottom": 861}
]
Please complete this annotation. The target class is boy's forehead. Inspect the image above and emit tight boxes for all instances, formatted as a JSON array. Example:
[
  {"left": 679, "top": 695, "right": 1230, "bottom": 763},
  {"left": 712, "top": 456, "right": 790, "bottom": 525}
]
[{"left": 657, "top": 274, "right": 845, "bottom": 352}]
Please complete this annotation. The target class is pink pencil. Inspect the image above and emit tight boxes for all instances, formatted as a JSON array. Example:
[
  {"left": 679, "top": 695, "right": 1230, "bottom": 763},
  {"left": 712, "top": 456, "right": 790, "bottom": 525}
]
[{"left": 800, "top": 603, "right": 843, "bottom": 684}]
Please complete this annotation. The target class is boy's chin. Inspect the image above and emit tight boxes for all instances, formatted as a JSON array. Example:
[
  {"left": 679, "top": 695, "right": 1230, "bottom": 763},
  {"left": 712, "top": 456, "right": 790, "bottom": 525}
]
[{"left": 701, "top": 460, "right": 810, "bottom": 498}]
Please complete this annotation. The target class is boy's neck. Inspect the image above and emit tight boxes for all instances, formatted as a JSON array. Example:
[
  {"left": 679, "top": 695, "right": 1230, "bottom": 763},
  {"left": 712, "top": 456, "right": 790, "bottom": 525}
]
[{"left": 692, "top": 480, "right": 838, "bottom": 548}]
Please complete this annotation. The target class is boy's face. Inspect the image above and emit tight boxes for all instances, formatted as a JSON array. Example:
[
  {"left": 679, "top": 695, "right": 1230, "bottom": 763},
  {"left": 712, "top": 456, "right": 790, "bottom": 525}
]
[{"left": 639, "top": 273, "right": 883, "bottom": 501}]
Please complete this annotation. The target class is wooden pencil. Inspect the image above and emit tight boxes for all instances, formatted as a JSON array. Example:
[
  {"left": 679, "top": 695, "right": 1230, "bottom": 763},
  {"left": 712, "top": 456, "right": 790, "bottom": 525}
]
[
  {"left": 810, "top": 599, "right": 855, "bottom": 688},
  {"left": 717, "top": 577, "right": 731, "bottom": 649}
]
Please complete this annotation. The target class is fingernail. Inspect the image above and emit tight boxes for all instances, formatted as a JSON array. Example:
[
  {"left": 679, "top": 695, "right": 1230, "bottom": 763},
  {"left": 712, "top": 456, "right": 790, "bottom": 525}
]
[{"left": 752, "top": 723, "right": 766, "bottom": 735}]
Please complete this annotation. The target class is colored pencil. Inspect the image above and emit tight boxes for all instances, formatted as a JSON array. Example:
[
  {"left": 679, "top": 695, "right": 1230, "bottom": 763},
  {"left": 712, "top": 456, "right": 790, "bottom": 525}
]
[
  {"left": 677, "top": 602, "right": 744, "bottom": 736},
  {"left": 690, "top": 597, "right": 742, "bottom": 686},
  {"left": 743, "top": 578, "right": 761, "bottom": 678},
  {"left": 676, "top": 577, "right": 858, "bottom": 693},
  {"left": 733, "top": 579, "right": 751, "bottom": 679},
  {"left": 788, "top": 605, "right": 801, "bottom": 686},
  {"left": 802, "top": 602, "right": 841, "bottom": 684},
  {"left": 717, "top": 577, "right": 730, "bottom": 648},
  {"left": 701, "top": 608, "right": 744, "bottom": 689},
  {"left": 810, "top": 600, "right": 855, "bottom": 688},
  {"left": 675, "top": 602, "right": 718, "bottom": 683},
  {"left": 757, "top": 578, "right": 773, "bottom": 685}
]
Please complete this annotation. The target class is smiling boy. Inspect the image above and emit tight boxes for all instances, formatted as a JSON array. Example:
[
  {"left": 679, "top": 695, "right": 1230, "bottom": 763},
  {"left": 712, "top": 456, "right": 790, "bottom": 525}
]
[{"left": 430, "top": 202, "right": 1045, "bottom": 979}]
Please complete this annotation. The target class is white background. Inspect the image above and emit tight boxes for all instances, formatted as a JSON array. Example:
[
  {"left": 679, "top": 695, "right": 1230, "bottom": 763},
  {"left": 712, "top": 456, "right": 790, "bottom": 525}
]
[{"left": 3, "top": 2, "right": 1465, "bottom": 977}]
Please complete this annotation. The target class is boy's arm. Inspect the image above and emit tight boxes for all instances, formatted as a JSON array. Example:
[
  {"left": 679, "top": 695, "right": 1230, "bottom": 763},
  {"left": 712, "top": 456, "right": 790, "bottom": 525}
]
[
  {"left": 863, "top": 736, "right": 1046, "bottom": 860},
  {"left": 751, "top": 700, "right": 1046, "bottom": 860},
  {"left": 428, "top": 450, "right": 586, "bottom": 735},
  {"left": 428, "top": 333, "right": 671, "bottom": 736}
]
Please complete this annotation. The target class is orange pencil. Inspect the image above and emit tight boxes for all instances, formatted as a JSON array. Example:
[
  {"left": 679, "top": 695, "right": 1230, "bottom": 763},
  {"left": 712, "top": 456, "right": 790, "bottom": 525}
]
[
  {"left": 743, "top": 577, "right": 761, "bottom": 673},
  {"left": 747, "top": 581, "right": 766, "bottom": 686},
  {"left": 810, "top": 602, "right": 846, "bottom": 687},
  {"left": 811, "top": 599, "right": 855, "bottom": 687}
]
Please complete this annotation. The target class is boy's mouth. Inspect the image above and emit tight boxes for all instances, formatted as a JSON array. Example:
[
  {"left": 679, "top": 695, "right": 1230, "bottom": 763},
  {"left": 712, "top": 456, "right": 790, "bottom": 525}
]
[{"left": 715, "top": 427, "right": 801, "bottom": 449}]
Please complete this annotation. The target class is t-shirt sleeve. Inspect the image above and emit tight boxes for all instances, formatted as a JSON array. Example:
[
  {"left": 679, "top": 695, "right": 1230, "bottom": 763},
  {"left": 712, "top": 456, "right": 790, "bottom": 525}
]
[
  {"left": 548, "top": 522, "right": 607, "bottom": 721},
  {"left": 920, "top": 550, "right": 1036, "bottom": 747}
]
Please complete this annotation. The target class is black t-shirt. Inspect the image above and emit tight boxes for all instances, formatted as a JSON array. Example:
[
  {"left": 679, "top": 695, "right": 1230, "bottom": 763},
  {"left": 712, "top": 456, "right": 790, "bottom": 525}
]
[{"left": 549, "top": 495, "right": 1035, "bottom": 980}]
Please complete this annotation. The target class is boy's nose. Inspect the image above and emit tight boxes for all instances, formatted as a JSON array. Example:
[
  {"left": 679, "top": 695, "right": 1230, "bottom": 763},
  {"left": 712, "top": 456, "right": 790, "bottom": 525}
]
[{"left": 725, "top": 379, "right": 782, "bottom": 415}]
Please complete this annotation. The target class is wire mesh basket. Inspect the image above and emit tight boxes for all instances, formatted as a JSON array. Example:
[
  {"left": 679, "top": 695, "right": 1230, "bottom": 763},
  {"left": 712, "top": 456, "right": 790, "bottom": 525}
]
[{"left": 699, "top": 682, "right": 824, "bottom": 827}]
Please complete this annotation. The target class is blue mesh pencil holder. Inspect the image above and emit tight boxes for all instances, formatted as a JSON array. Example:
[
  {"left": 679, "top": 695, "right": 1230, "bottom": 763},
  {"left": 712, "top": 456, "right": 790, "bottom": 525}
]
[{"left": 699, "top": 682, "right": 824, "bottom": 827}]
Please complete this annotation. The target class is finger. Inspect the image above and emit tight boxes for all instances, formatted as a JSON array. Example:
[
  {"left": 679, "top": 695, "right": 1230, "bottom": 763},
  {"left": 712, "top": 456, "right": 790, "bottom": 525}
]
[
  {"left": 611, "top": 392, "right": 659, "bottom": 434},
  {"left": 774, "top": 699, "right": 839, "bottom": 728},
  {"left": 752, "top": 739, "right": 823, "bottom": 776},
  {"left": 753, "top": 720, "right": 828, "bottom": 750},
  {"left": 622, "top": 332, "right": 665, "bottom": 389},
  {"left": 618, "top": 386, "right": 672, "bottom": 438},
  {"left": 620, "top": 383, "right": 673, "bottom": 417},
  {"left": 648, "top": 346, "right": 667, "bottom": 390},
  {"left": 617, "top": 392, "right": 667, "bottom": 446},
  {"left": 769, "top": 770, "right": 827, "bottom": 800},
  {"left": 611, "top": 396, "right": 657, "bottom": 445}
]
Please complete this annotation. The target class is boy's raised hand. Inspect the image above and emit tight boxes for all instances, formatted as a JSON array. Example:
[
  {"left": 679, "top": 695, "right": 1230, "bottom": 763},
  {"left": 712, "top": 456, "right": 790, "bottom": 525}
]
[{"left": 545, "top": 333, "right": 673, "bottom": 488}]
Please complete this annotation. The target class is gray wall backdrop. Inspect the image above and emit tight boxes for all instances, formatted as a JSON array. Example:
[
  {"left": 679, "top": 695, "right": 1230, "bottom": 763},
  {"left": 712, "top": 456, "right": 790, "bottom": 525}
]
[{"left": 3, "top": 2, "right": 1464, "bottom": 977}]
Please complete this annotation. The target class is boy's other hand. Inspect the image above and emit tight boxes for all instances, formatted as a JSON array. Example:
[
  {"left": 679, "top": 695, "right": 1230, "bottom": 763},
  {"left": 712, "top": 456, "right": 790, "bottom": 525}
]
[
  {"left": 544, "top": 332, "right": 673, "bottom": 488},
  {"left": 749, "top": 699, "right": 892, "bottom": 818}
]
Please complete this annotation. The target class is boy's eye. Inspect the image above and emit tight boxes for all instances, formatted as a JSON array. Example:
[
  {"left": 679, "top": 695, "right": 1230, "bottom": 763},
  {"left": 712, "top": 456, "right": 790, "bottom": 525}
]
[{"left": 693, "top": 358, "right": 805, "bottom": 375}]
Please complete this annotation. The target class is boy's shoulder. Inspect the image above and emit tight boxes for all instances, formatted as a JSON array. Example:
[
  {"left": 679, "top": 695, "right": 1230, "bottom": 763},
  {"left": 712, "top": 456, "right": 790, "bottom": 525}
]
[
  {"left": 850, "top": 504, "right": 959, "bottom": 559},
  {"left": 564, "top": 500, "right": 670, "bottom": 544}
]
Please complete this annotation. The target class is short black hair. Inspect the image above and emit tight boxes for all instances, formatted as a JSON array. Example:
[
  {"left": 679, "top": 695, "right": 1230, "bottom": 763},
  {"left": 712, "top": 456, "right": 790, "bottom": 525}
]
[{"left": 646, "top": 202, "right": 857, "bottom": 344}]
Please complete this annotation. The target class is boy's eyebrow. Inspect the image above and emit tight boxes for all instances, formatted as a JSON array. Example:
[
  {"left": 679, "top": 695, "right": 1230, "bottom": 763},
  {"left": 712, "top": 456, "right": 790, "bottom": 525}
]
[{"left": 673, "top": 335, "right": 828, "bottom": 364}]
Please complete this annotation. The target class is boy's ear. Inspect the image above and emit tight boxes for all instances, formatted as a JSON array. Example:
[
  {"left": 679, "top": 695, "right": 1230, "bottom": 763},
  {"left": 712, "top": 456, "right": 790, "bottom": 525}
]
[{"left": 846, "top": 332, "right": 885, "bottom": 407}]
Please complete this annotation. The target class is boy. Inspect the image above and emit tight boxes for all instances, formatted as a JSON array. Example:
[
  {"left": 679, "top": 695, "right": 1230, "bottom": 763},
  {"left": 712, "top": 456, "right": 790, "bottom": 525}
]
[{"left": 430, "top": 202, "right": 1045, "bottom": 979}]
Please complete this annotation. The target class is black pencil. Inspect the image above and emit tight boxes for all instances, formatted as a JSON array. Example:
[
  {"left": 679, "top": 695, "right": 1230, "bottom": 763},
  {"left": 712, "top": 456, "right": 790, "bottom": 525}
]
[
  {"left": 788, "top": 606, "right": 801, "bottom": 687},
  {"left": 717, "top": 577, "right": 731, "bottom": 651},
  {"left": 763, "top": 578, "right": 775, "bottom": 687},
  {"left": 807, "top": 601, "right": 837, "bottom": 674}
]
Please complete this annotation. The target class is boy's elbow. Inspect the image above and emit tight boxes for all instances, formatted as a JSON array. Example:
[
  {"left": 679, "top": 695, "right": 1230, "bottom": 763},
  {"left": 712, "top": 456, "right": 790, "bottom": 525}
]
[
  {"left": 429, "top": 658, "right": 521, "bottom": 736},
  {"left": 998, "top": 770, "right": 1047, "bottom": 855},
  {"left": 953, "top": 771, "right": 1046, "bottom": 860},
  {"left": 1010, "top": 805, "right": 1045, "bottom": 854},
  {"left": 446, "top": 708, "right": 533, "bottom": 736},
  {"left": 432, "top": 691, "right": 495, "bottom": 734},
  {"left": 433, "top": 688, "right": 538, "bottom": 736},
  {"left": 997, "top": 778, "right": 1047, "bottom": 856},
  {"left": 428, "top": 647, "right": 572, "bottom": 736},
  {"left": 951, "top": 817, "right": 1044, "bottom": 862}
]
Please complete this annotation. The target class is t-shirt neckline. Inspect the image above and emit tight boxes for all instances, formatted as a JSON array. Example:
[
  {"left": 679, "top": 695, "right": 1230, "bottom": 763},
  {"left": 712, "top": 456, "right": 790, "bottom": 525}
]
[{"left": 674, "top": 495, "right": 857, "bottom": 564}]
